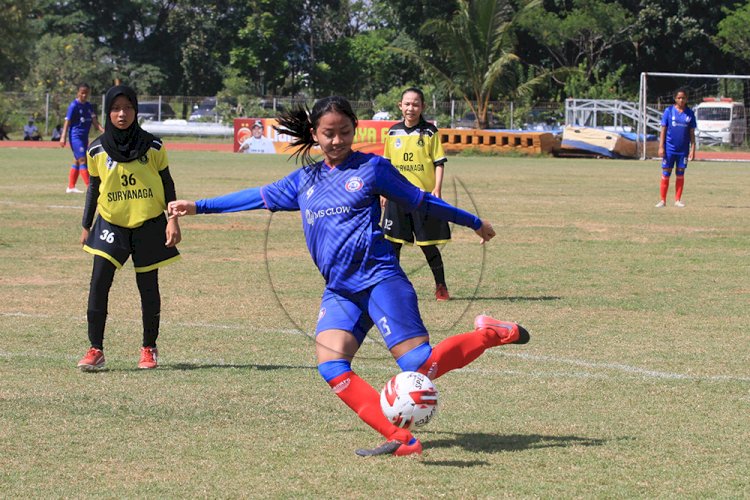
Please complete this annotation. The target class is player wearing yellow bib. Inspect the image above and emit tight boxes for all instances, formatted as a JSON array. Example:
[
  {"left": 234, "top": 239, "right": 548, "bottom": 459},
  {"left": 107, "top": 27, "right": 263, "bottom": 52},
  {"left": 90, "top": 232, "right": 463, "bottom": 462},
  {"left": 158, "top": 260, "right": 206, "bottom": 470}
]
[
  {"left": 382, "top": 87, "right": 451, "bottom": 301},
  {"left": 76, "top": 85, "right": 181, "bottom": 371}
]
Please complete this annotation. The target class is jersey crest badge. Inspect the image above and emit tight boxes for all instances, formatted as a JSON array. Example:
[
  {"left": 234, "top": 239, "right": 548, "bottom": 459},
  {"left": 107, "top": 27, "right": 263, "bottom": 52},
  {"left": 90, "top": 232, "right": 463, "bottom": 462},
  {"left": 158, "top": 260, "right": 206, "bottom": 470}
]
[
  {"left": 345, "top": 176, "right": 364, "bottom": 192},
  {"left": 394, "top": 138, "right": 402, "bottom": 149},
  {"left": 106, "top": 156, "right": 117, "bottom": 170}
]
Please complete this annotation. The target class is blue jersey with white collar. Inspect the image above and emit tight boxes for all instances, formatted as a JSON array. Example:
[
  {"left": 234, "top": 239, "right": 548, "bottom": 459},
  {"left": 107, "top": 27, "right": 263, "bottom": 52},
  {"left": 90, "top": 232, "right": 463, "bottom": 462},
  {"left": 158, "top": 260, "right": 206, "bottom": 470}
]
[
  {"left": 196, "top": 152, "right": 481, "bottom": 294},
  {"left": 661, "top": 105, "right": 696, "bottom": 155}
]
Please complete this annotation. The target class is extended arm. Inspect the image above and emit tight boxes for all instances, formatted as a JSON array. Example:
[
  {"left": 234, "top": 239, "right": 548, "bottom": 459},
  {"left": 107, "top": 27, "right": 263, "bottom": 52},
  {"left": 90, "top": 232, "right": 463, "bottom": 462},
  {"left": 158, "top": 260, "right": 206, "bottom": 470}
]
[
  {"left": 168, "top": 187, "right": 266, "bottom": 217},
  {"left": 417, "top": 193, "right": 495, "bottom": 243}
]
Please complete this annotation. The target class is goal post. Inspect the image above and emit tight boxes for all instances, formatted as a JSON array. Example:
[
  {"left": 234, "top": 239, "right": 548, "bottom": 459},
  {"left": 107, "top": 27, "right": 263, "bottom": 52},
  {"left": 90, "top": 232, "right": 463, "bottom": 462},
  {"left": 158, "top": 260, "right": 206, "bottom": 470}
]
[{"left": 639, "top": 72, "right": 750, "bottom": 160}]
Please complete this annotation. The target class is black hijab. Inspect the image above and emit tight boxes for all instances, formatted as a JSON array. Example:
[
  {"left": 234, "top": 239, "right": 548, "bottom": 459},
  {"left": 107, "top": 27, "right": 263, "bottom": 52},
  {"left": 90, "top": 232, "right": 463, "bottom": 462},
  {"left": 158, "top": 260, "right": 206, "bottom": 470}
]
[{"left": 100, "top": 85, "right": 155, "bottom": 163}]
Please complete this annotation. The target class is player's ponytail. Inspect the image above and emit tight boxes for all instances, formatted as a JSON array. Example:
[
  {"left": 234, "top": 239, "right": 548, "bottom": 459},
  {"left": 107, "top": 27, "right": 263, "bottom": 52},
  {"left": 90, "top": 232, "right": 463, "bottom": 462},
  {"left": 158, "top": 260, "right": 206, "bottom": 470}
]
[
  {"left": 275, "top": 106, "right": 314, "bottom": 164},
  {"left": 275, "top": 96, "right": 358, "bottom": 166}
]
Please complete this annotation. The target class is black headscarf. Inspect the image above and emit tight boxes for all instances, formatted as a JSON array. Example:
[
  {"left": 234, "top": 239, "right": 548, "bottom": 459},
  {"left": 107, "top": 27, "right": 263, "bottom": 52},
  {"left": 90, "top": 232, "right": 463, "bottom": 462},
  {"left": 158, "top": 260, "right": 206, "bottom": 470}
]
[{"left": 100, "top": 85, "right": 155, "bottom": 163}]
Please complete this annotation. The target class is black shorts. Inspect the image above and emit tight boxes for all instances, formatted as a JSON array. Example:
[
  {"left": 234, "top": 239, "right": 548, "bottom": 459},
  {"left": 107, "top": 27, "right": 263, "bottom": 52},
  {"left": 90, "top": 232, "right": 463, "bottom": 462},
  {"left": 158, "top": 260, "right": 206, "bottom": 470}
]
[
  {"left": 84, "top": 213, "right": 180, "bottom": 272},
  {"left": 382, "top": 199, "right": 451, "bottom": 246}
]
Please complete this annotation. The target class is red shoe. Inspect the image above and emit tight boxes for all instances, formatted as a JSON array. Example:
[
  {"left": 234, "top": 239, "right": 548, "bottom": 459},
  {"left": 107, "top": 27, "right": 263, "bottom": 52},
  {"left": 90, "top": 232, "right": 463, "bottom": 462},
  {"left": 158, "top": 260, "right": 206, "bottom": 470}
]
[
  {"left": 355, "top": 437, "right": 423, "bottom": 457},
  {"left": 77, "top": 347, "right": 105, "bottom": 371},
  {"left": 435, "top": 284, "right": 450, "bottom": 301},
  {"left": 474, "top": 315, "right": 530, "bottom": 345},
  {"left": 138, "top": 347, "right": 158, "bottom": 369}
]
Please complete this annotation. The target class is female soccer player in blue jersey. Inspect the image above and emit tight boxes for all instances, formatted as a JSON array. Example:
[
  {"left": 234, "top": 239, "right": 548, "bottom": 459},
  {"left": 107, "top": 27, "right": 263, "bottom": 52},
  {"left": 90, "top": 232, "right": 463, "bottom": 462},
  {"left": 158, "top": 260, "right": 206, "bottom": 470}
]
[
  {"left": 382, "top": 87, "right": 452, "bottom": 301},
  {"left": 77, "top": 85, "right": 181, "bottom": 371},
  {"left": 168, "top": 96, "right": 530, "bottom": 457},
  {"left": 60, "top": 83, "right": 104, "bottom": 193},
  {"left": 657, "top": 89, "right": 696, "bottom": 208}
]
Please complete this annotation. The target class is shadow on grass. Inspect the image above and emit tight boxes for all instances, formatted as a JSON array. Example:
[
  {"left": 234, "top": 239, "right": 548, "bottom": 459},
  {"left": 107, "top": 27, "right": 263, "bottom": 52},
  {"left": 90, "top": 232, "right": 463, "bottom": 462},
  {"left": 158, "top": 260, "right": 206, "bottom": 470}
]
[{"left": 421, "top": 431, "right": 608, "bottom": 466}]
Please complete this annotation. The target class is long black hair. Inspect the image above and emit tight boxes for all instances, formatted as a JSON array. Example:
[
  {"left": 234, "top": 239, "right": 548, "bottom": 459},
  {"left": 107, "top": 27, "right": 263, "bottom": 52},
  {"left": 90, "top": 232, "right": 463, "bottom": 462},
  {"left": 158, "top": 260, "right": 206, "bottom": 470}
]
[{"left": 274, "top": 96, "right": 358, "bottom": 165}]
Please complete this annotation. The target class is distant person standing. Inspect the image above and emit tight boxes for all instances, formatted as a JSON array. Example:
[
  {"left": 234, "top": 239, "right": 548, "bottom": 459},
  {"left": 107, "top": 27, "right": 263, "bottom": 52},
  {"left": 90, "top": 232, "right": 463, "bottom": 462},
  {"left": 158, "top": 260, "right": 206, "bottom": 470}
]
[
  {"left": 238, "top": 120, "right": 276, "bottom": 154},
  {"left": 381, "top": 87, "right": 451, "bottom": 301},
  {"left": 657, "top": 89, "right": 696, "bottom": 208},
  {"left": 60, "top": 83, "right": 104, "bottom": 193}
]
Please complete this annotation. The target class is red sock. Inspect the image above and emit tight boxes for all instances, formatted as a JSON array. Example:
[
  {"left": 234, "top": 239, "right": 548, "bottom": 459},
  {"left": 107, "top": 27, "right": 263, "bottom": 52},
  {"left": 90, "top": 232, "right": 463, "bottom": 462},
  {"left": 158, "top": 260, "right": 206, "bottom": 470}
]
[
  {"left": 675, "top": 176, "right": 684, "bottom": 201},
  {"left": 417, "top": 329, "right": 497, "bottom": 380},
  {"left": 328, "top": 371, "right": 413, "bottom": 443},
  {"left": 80, "top": 168, "right": 90, "bottom": 186},
  {"left": 68, "top": 168, "right": 79, "bottom": 189},
  {"left": 660, "top": 176, "right": 669, "bottom": 202}
]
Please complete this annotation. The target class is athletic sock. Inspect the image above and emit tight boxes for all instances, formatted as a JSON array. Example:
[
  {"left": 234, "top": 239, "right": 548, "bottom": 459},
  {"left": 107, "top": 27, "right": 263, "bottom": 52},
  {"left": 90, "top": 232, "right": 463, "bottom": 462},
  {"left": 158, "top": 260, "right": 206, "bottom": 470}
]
[
  {"left": 417, "top": 329, "right": 497, "bottom": 380},
  {"left": 421, "top": 245, "right": 446, "bottom": 286},
  {"left": 327, "top": 371, "right": 413, "bottom": 443},
  {"left": 660, "top": 176, "right": 669, "bottom": 202},
  {"left": 675, "top": 176, "right": 684, "bottom": 201},
  {"left": 80, "top": 168, "right": 90, "bottom": 186},
  {"left": 68, "top": 167, "right": 79, "bottom": 189}
]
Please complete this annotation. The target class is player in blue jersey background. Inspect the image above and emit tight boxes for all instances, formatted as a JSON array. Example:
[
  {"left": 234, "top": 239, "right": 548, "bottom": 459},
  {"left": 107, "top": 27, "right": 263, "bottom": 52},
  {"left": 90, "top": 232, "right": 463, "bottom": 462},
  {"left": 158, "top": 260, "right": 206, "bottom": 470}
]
[
  {"left": 168, "top": 96, "right": 530, "bottom": 457},
  {"left": 60, "top": 83, "right": 104, "bottom": 193},
  {"left": 657, "top": 89, "right": 696, "bottom": 208}
]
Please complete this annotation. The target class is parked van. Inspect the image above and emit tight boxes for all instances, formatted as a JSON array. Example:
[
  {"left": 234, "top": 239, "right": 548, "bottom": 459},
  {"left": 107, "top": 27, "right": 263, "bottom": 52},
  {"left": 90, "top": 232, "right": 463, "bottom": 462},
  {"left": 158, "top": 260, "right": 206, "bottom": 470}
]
[{"left": 694, "top": 98, "right": 746, "bottom": 146}]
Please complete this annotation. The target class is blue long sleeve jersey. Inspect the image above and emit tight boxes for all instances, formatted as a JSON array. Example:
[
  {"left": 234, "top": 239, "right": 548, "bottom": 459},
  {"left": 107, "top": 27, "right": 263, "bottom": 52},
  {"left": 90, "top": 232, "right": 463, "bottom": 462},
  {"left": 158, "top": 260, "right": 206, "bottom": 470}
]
[{"left": 196, "top": 152, "right": 482, "bottom": 294}]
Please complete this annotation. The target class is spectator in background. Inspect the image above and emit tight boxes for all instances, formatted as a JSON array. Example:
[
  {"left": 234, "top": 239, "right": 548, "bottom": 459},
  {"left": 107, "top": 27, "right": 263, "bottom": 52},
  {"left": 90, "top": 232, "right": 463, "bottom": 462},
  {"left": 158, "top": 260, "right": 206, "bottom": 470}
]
[
  {"left": 50, "top": 124, "right": 63, "bottom": 141},
  {"left": 239, "top": 120, "right": 276, "bottom": 154},
  {"left": 0, "top": 123, "right": 10, "bottom": 140},
  {"left": 23, "top": 119, "right": 42, "bottom": 141}
]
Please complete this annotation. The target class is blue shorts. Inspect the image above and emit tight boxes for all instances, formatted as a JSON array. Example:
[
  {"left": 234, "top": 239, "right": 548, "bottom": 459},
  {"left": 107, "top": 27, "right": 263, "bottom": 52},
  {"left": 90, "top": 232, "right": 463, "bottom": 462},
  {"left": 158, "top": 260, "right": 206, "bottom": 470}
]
[
  {"left": 70, "top": 135, "right": 89, "bottom": 162},
  {"left": 316, "top": 274, "right": 428, "bottom": 349},
  {"left": 661, "top": 153, "right": 688, "bottom": 173}
]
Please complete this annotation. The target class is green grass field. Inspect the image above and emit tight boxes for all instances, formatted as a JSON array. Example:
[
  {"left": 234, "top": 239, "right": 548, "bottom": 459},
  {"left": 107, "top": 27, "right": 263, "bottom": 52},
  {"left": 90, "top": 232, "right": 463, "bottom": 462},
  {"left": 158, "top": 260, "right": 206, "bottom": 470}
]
[{"left": 1, "top": 147, "right": 749, "bottom": 497}]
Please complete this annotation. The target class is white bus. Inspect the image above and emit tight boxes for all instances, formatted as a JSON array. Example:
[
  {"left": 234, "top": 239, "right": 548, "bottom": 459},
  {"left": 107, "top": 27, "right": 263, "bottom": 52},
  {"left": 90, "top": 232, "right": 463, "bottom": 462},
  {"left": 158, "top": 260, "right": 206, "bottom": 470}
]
[{"left": 694, "top": 98, "right": 746, "bottom": 146}]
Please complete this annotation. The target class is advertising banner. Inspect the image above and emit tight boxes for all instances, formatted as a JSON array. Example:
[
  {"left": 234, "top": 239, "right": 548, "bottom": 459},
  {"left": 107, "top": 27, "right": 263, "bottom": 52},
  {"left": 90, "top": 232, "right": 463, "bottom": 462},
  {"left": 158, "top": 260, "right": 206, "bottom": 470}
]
[{"left": 234, "top": 118, "right": 399, "bottom": 156}]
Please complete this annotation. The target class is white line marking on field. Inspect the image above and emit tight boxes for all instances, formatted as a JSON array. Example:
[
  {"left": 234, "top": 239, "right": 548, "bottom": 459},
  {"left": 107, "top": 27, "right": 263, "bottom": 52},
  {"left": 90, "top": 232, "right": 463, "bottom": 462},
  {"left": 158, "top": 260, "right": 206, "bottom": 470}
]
[
  {"left": 0, "top": 200, "right": 81, "bottom": 210},
  {"left": 492, "top": 351, "right": 750, "bottom": 383},
  {"left": 1, "top": 312, "right": 51, "bottom": 318},
  {"left": 3, "top": 310, "right": 749, "bottom": 383}
]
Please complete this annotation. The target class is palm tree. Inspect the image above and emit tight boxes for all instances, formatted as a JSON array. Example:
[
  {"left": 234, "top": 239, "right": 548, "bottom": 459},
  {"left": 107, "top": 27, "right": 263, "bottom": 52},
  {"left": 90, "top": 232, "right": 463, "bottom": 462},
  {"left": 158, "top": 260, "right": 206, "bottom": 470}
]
[{"left": 392, "top": 0, "right": 561, "bottom": 129}]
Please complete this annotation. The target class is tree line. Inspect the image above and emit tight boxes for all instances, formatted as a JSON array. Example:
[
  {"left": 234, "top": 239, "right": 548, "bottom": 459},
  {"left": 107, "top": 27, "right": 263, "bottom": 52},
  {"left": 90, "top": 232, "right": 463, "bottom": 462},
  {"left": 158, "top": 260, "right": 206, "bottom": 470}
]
[{"left": 2, "top": 0, "right": 750, "bottom": 128}]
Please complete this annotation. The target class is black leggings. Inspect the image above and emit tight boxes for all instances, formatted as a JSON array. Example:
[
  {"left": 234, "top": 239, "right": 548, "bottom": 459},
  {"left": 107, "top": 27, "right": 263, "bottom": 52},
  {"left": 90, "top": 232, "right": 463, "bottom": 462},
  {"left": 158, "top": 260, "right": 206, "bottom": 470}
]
[
  {"left": 390, "top": 242, "right": 446, "bottom": 286},
  {"left": 87, "top": 256, "right": 161, "bottom": 349}
]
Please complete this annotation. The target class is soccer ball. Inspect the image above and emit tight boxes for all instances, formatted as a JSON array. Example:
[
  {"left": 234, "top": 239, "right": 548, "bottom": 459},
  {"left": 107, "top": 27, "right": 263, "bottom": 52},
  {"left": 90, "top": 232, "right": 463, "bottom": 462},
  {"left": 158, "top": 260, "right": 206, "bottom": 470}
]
[{"left": 380, "top": 371, "right": 438, "bottom": 429}]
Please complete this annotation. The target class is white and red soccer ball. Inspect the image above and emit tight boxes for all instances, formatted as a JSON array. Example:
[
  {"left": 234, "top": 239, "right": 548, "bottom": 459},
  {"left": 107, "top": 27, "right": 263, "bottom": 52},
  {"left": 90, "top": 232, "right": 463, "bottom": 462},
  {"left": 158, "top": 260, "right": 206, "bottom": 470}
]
[{"left": 380, "top": 371, "right": 438, "bottom": 429}]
